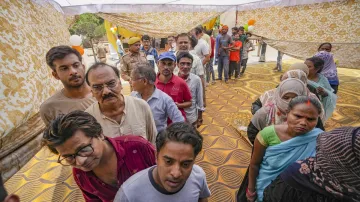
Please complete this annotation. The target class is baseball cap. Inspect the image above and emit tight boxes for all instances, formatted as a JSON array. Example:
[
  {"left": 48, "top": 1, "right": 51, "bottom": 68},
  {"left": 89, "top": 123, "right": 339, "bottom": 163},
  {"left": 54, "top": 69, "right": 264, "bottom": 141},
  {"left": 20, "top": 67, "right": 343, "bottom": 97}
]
[{"left": 158, "top": 52, "right": 176, "bottom": 61}]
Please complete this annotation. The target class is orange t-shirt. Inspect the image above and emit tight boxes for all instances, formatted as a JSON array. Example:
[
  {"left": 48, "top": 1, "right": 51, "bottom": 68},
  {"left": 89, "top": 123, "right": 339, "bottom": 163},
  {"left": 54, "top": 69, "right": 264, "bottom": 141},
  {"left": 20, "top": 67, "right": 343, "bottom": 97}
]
[{"left": 229, "top": 41, "right": 242, "bottom": 62}]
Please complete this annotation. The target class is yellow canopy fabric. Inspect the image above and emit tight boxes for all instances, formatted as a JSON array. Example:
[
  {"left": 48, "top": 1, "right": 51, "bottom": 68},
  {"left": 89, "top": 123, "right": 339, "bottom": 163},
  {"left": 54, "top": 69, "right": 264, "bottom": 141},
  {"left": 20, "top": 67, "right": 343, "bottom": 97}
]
[
  {"left": 117, "top": 26, "right": 142, "bottom": 39},
  {"left": 104, "top": 20, "right": 118, "bottom": 52},
  {"left": 203, "top": 17, "right": 217, "bottom": 30}
]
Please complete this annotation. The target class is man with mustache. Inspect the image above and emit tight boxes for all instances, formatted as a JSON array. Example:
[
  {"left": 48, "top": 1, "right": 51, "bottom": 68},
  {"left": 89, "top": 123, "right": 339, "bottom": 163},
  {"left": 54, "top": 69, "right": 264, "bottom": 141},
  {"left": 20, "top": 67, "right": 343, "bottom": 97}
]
[
  {"left": 176, "top": 33, "right": 207, "bottom": 107},
  {"left": 42, "top": 110, "right": 156, "bottom": 202},
  {"left": 177, "top": 52, "right": 204, "bottom": 128},
  {"left": 40, "top": 46, "right": 96, "bottom": 126},
  {"left": 85, "top": 63, "right": 157, "bottom": 143},
  {"left": 114, "top": 122, "right": 211, "bottom": 202},
  {"left": 155, "top": 52, "right": 192, "bottom": 122}
]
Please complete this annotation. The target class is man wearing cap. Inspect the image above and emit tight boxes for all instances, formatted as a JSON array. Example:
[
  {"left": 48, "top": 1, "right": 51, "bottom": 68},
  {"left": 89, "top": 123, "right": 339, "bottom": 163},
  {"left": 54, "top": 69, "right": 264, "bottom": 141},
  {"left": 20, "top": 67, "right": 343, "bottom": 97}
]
[
  {"left": 120, "top": 37, "right": 148, "bottom": 86},
  {"left": 217, "top": 25, "right": 233, "bottom": 83},
  {"left": 155, "top": 52, "right": 192, "bottom": 122}
]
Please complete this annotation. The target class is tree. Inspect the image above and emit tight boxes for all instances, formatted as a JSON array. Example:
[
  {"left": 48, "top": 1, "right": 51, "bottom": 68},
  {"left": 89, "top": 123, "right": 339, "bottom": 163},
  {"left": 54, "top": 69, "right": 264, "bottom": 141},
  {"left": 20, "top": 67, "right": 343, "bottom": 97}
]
[{"left": 69, "top": 14, "right": 106, "bottom": 61}]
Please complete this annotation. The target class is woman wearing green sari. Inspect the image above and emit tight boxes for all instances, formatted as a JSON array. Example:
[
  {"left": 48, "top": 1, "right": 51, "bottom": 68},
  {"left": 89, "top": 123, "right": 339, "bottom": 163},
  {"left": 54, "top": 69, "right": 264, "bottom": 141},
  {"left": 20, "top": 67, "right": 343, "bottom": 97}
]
[{"left": 305, "top": 57, "right": 337, "bottom": 122}]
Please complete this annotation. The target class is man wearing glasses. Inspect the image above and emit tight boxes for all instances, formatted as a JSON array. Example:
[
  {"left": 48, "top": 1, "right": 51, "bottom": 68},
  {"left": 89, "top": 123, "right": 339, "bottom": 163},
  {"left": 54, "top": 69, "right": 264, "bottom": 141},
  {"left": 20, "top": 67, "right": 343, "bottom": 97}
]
[
  {"left": 85, "top": 63, "right": 157, "bottom": 143},
  {"left": 42, "top": 110, "right": 156, "bottom": 202},
  {"left": 130, "top": 63, "right": 184, "bottom": 133},
  {"left": 155, "top": 52, "right": 192, "bottom": 122},
  {"left": 40, "top": 46, "right": 96, "bottom": 125}
]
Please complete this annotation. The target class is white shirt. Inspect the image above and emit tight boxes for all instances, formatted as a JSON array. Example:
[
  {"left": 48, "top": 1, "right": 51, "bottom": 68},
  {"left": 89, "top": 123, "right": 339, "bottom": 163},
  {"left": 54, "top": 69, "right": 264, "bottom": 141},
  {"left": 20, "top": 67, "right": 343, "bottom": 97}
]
[
  {"left": 194, "top": 38, "right": 210, "bottom": 63},
  {"left": 183, "top": 73, "right": 204, "bottom": 124}
]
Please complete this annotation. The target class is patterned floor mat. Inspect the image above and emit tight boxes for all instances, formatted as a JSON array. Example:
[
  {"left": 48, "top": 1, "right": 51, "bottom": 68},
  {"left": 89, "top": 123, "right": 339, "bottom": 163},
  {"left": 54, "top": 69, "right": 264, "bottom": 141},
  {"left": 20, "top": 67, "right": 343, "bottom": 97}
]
[{"left": 5, "top": 61, "right": 360, "bottom": 202}]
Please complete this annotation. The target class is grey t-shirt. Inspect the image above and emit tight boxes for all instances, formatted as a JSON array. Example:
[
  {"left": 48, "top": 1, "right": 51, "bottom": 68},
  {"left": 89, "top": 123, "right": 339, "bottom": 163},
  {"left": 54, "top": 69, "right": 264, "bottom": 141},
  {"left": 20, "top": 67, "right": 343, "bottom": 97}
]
[
  {"left": 219, "top": 34, "right": 233, "bottom": 57},
  {"left": 114, "top": 165, "right": 211, "bottom": 202}
]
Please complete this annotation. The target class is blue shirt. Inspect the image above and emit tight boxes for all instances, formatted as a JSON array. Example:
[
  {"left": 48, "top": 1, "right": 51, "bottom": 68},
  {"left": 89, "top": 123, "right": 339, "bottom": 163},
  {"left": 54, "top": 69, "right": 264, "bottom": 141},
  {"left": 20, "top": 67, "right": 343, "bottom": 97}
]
[
  {"left": 131, "top": 88, "right": 184, "bottom": 133},
  {"left": 140, "top": 46, "right": 159, "bottom": 69},
  {"left": 215, "top": 33, "right": 222, "bottom": 57}
]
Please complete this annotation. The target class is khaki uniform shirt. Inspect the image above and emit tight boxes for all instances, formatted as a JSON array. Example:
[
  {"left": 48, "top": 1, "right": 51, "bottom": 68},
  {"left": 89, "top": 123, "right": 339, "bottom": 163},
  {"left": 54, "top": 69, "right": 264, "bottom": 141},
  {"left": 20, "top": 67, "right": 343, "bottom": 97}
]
[
  {"left": 40, "top": 89, "right": 96, "bottom": 125},
  {"left": 97, "top": 47, "right": 107, "bottom": 58},
  {"left": 85, "top": 95, "right": 157, "bottom": 144},
  {"left": 120, "top": 51, "right": 148, "bottom": 77}
]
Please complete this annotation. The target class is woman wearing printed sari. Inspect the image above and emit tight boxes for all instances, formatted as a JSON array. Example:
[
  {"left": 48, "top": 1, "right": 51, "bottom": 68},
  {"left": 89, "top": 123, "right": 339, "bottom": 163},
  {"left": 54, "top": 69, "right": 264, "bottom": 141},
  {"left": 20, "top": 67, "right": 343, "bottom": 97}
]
[
  {"left": 246, "top": 96, "right": 323, "bottom": 202},
  {"left": 305, "top": 56, "right": 337, "bottom": 122},
  {"left": 314, "top": 51, "right": 339, "bottom": 94},
  {"left": 263, "top": 127, "right": 360, "bottom": 202}
]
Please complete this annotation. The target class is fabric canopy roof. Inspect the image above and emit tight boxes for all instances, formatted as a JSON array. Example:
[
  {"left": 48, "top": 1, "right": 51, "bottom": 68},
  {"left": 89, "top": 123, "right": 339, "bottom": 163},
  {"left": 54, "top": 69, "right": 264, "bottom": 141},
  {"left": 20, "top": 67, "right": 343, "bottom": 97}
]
[
  {"left": 55, "top": 0, "right": 262, "bottom": 7},
  {"left": 53, "top": 0, "right": 340, "bottom": 14}
]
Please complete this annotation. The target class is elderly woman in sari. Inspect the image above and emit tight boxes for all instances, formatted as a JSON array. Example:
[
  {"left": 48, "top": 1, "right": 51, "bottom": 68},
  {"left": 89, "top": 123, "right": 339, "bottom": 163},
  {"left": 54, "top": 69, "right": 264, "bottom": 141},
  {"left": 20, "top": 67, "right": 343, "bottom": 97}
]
[
  {"left": 247, "top": 77, "right": 324, "bottom": 144},
  {"left": 246, "top": 96, "right": 323, "bottom": 202},
  {"left": 305, "top": 56, "right": 337, "bottom": 122},
  {"left": 314, "top": 51, "right": 339, "bottom": 94},
  {"left": 263, "top": 127, "right": 360, "bottom": 202},
  {"left": 251, "top": 63, "right": 320, "bottom": 115}
]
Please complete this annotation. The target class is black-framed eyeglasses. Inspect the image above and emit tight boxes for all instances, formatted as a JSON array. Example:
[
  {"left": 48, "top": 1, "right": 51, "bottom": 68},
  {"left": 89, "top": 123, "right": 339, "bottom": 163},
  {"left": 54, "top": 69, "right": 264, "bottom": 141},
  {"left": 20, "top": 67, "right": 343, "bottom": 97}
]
[
  {"left": 91, "top": 79, "right": 119, "bottom": 93},
  {"left": 57, "top": 137, "right": 94, "bottom": 166}
]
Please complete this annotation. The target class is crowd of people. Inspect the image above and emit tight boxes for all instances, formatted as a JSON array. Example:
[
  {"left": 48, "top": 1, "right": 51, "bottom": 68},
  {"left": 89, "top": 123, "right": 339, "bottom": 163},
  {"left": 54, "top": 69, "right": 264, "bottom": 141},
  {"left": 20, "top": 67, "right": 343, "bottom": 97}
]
[{"left": 1, "top": 24, "right": 359, "bottom": 202}]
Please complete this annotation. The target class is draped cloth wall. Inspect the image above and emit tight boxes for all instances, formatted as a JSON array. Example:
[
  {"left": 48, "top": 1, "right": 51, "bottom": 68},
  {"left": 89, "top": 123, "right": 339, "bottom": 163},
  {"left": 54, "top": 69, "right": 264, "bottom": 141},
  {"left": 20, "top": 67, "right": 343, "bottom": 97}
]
[
  {"left": 0, "top": 0, "right": 69, "bottom": 181},
  {"left": 237, "top": 0, "right": 360, "bottom": 68},
  {"left": 97, "top": 11, "right": 222, "bottom": 38}
]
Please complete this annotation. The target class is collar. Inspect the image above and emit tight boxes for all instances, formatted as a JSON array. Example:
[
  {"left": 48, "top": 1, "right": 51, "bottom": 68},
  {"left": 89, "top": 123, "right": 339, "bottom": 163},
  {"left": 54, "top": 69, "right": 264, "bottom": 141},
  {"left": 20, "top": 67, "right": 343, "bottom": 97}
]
[
  {"left": 87, "top": 137, "right": 125, "bottom": 177},
  {"left": 134, "top": 87, "right": 160, "bottom": 101},
  {"left": 151, "top": 88, "right": 161, "bottom": 99},
  {"left": 179, "top": 73, "right": 192, "bottom": 82},
  {"left": 156, "top": 73, "right": 175, "bottom": 84},
  {"left": 130, "top": 51, "right": 140, "bottom": 56},
  {"left": 148, "top": 166, "right": 185, "bottom": 195},
  {"left": 106, "top": 136, "right": 125, "bottom": 160}
]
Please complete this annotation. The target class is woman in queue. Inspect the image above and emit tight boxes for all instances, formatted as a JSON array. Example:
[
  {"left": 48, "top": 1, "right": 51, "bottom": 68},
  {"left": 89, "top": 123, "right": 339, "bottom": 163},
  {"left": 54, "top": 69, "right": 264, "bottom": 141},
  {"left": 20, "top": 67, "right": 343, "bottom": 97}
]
[
  {"left": 305, "top": 56, "right": 337, "bottom": 122},
  {"left": 247, "top": 78, "right": 323, "bottom": 144},
  {"left": 246, "top": 96, "right": 324, "bottom": 202}
]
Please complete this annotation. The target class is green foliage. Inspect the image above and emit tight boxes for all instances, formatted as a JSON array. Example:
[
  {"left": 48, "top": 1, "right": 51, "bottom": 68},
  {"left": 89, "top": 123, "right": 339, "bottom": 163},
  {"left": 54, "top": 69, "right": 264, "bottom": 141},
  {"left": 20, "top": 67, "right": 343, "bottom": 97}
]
[
  {"left": 69, "top": 13, "right": 105, "bottom": 39},
  {"left": 94, "top": 24, "right": 106, "bottom": 38}
]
